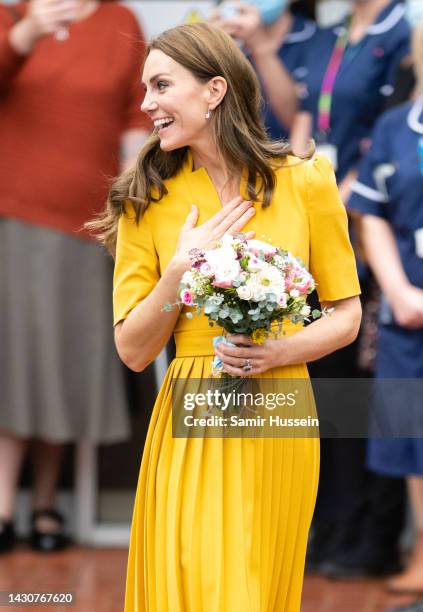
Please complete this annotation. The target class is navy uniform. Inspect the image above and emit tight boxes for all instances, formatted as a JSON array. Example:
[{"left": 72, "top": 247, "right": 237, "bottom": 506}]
[
  {"left": 303, "top": 0, "right": 410, "bottom": 576},
  {"left": 350, "top": 98, "right": 423, "bottom": 475},
  {"left": 301, "top": 0, "right": 410, "bottom": 182},
  {"left": 261, "top": 13, "right": 317, "bottom": 139}
]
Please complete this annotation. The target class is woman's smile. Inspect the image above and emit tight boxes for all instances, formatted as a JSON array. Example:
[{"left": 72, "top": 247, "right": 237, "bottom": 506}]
[{"left": 153, "top": 117, "right": 175, "bottom": 135}]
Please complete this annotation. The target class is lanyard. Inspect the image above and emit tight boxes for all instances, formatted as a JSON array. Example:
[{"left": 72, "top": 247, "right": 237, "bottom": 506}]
[
  {"left": 418, "top": 138, "right": 423, "bottom": 175},
  {"left": 317, "top": 24, "right": 350, "bottom": 136}
]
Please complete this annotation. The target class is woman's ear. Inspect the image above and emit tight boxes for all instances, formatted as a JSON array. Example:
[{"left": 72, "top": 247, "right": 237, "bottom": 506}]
[{"left": 207, "top": 76, "right": 228, "bottom": 110}]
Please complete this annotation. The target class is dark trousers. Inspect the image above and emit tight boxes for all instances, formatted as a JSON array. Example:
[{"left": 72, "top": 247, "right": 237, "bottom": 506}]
[{"left": 309, "top": 340, "right": 406, "bottom": 560}]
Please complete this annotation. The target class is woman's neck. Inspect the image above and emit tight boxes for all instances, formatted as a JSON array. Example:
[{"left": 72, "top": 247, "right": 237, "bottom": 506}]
[
  {"left": 191, "top": 146, "right": 240, "bottom": 205},
  {"left": 351, "top": 0, "right": 390, "bottom": 32}
]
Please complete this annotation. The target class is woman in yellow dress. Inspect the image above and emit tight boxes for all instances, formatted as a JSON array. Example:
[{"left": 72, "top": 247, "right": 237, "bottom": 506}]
[{"left": 94, "top": 22, "right": 361, "bottom": 612}]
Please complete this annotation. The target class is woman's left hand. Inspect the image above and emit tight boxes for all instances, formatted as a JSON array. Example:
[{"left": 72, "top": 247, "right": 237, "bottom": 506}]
[{"left": 214, "top": 334, "right": 285, "bottom": 376}]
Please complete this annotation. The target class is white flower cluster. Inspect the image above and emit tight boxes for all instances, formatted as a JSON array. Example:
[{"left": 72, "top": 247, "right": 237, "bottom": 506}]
[{"left": 176, "top": 234, "right": 317, "bottom": 335}]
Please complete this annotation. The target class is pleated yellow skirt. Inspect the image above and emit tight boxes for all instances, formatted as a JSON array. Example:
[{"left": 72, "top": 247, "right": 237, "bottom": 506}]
[{"left": 125, "top": 330, "right": 320, "bottom": 612}]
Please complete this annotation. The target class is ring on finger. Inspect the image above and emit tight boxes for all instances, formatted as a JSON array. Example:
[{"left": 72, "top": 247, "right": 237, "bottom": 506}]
[{"left": 242, "top": 359, "right": 252, "bottom": 372}]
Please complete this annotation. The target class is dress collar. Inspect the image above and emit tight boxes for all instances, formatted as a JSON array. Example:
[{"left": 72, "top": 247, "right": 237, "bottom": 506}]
[
  {"left": 285, "top": 15, "right": 317, "bottom": 45},
  {"left": 367, "top": 1, "right": 406, "bottom": 35},
  {"left": 332, "top": 0, "right": 406, "bottom": 37},
  {"left": 182, "top": 149, "right": 250, "bottom": 206}
]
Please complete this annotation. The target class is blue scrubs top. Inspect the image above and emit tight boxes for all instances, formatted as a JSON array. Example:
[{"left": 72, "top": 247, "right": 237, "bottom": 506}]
[
  {"left": 349, "top": 100, "right": 423, "bottom": 476},
  {"left": 261, "top": 14, "right": 317, "bottom": 140},
  {"left": 300, "top": 0, "right": 410, "bottom": 182}
]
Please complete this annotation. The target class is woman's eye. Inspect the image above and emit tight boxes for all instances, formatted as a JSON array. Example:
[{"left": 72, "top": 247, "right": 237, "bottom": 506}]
[{"left": 157, "top": 81, "right": 168, "bottom": 91}]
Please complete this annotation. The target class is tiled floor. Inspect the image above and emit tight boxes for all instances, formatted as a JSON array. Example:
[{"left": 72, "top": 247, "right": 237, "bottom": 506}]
[
  {"left": 0, "top": 546, "right": 419, "bottom": 611},
  {"left": 303, "top": 574, "right": 420, "bottom": 612}
]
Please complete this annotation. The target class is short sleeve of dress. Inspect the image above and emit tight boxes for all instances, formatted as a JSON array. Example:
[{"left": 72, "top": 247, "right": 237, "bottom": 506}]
[
  {"left": 306, "top": 154, "right": 361, "bottom": 302},
  {"left": 113, "top": 202, "right": 160, "bottom": 326}
]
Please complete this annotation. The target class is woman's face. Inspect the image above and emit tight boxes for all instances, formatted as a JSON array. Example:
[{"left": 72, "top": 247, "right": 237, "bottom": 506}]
[{"left": 141, "top": 50, "right": 214, "bottom": 152}]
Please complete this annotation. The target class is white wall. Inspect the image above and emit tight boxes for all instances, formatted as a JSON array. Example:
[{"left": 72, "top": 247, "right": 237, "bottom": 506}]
[
  {"left": 318, "top": 0, "right": 350, "bottom": 26},
  {"left": 123, "top": 1, "right": 215, "bottom": 39},
  {"left": 124, "top": 0, "right": 351, "bottom": 40}
]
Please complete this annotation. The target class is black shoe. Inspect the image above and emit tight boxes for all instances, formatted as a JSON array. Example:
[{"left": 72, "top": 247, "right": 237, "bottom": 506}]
[
  {"left": 323, "top": 558, "right": 403, "bottom": 579},
  {"left": 305, "top": 521, "right": 340, "bottom": 574},
  {"left": 0, "top": 518, "right": 15, "bottom": 553},
  {"left": 322, "top": 544, "right": 403, "bottom": 580},
  {"left": 385, "top": 602, "right": 423, "bottom": 612},
  {"left": 30, "top": 509, "right": 70, "bottom": 552},
  {"left": 306, "top": 519, "right": 361, "bottom": 575}
]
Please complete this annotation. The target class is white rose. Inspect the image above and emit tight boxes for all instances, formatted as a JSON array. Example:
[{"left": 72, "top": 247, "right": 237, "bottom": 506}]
[
  {"left": 237, "top": 285, "right": 253, "bottom": 300},
  {"left": 212, "top": 259, "right": 242, "bottom": 288},
  {"left": 206, "top": 246, "right": 237, "bottom": 269},
  {"left": 300, "top": 304, "right": 311, "bottom": 317},
  {"left": 290, "top": 289, "right": 300, "bottom": 298}
]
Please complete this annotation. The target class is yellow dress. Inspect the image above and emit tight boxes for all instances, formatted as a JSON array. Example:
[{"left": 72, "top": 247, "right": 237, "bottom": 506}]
[{"left": 113, "top": 152, "right": 361, "bottom": 612}]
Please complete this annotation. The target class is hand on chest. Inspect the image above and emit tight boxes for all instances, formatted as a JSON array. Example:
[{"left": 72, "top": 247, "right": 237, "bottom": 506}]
[{"left": 150, "top": 182, "right": 310, "bottom": 275}]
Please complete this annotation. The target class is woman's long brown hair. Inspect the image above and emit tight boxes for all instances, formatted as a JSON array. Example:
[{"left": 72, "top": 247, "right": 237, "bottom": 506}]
[{"left": 87, "top": 22, "right": 312, "bottom": 256}]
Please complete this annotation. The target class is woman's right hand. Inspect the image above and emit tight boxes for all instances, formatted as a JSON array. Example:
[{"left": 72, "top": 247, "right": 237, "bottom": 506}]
[
  {"left": 390, "top": 284, "right": 423, "bottom": 329},
  {"left": 173, "top": 196, "right": 256, "bottom": 270},
  {"left": 11, "top": 0, "right": 79, "bottom": 53},
  {"left": 209, "top": 3, "right": 283, "bottom": 57},
  {"left": 27, "top": 0, "right": 79, "bottom": 36}
]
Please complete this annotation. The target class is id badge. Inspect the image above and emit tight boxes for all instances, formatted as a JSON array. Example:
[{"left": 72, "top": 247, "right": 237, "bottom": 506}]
[
  {"left": 316, "top": 143, "right": 338, "bottom": 171},
  {"left": 415, "top": 227, "right": 423, "bottom": 258}
]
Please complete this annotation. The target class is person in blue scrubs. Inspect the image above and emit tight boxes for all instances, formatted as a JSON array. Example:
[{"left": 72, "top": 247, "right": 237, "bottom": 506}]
[
  {"left": 292, "top": 0, "right": 410, "bottom": 196},
  {"left": 261, "top": 3, "right": 317, "bottom": 139},
  {"left": 210, "top": 0, "right": 317, "bottom": 138},
  {"left": 290, "top": 0, "right": 411, "bottom": 579},
  {"left": 349, "top": 33, "right": 423, "bottom": 595}
]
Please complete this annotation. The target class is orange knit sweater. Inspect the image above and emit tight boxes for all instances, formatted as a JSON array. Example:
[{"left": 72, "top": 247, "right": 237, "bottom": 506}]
[{"left": 0, "top": 1, "right": 150, "bottom": 239}]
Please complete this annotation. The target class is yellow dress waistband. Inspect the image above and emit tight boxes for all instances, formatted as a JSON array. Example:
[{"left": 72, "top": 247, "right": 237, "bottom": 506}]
[{"left": 174, "top": 321, "right": 303, "bottom": 358}]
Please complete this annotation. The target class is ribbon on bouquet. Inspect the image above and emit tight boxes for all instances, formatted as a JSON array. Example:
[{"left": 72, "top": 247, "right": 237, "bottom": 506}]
[{"left": 211, "top": 336, "right": 236, "bottom": 377}]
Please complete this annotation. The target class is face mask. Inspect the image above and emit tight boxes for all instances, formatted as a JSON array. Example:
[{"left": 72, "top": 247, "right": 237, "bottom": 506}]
[
  {"left": 405, "top": 0, "right": 423, "bottom": 28},
  {"left": 247, "top": 0, "right": 288, "bottom": 25}
]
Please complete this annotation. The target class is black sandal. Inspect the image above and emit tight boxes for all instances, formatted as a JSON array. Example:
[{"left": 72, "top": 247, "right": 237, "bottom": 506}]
[{"left": 30, "top": 509, "right": 70, "bottom": 552}]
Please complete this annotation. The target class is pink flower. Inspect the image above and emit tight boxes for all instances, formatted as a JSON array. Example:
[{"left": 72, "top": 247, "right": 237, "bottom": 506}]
[
  {"left": 277, "top": 293, "right": 288, "bottom": 308},
  {"left": 200, "top": 262, "right": 215, "bottom": 278},
  {"left": 295, "top": 278, "right": 313, "bottom": 293},
  {"left": 247, "top": 239, "right": 277, "bottom": 257},
  {"left": 285, "top": 265, "right": 312, "bottom": 293},
  {"left": 181, "top": 290, "right": 194, "bottom": 306}
]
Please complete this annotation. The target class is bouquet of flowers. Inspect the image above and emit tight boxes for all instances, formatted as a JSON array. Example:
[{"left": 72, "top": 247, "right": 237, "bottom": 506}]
[{"left": 164, "top": 233, "right": 321, "bottom": 377}]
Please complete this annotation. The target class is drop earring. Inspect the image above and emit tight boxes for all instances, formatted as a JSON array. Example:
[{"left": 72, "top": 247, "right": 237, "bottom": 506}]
[{"left": 205, "top": 107, "right": 212, "bottom": 120}]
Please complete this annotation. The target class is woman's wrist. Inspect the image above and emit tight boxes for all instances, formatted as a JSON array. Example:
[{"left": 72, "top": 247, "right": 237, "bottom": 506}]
[
  {"left": 271, "top": 336, "right": 290, "bottom": 368},
  {"left": 246, "top": 35, "right": 276, "bottom": 59},
  {"left": 384, "top": 279, "right": 412, "bottom": 306},
  {"left": 168, "top": 254, "right": 190, "bottom": 278}
]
